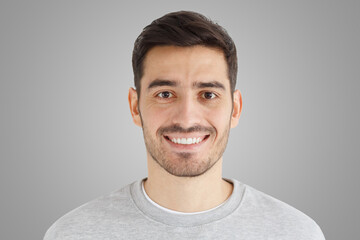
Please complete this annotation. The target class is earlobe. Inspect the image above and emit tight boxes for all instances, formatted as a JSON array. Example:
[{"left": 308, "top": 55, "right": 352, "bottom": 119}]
[
  {"left": 128, "top": 88, "right": 142, "bottom": 127},
  {"left": 230, "top": 90, "right": 242, "bottom": 128}
]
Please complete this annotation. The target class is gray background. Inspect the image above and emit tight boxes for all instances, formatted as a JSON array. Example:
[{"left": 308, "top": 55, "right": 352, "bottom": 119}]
[{"left": 1, "top": 0, "right": 359, "bottom": 239}]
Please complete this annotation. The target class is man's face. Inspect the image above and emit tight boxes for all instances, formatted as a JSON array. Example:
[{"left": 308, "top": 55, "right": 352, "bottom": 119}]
[{"left": 129, "top": 45, "right": 241, "bottom": 177}]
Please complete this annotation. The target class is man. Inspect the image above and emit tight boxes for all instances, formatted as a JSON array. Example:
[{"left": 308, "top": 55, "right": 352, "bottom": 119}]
[{"left": 44, "top": 11, "right": 325, "bottom": 239}]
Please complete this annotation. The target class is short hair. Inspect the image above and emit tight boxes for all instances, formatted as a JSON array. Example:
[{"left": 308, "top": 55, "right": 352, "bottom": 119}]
[{"left": 132, "top": 11, "right": 238, "bottom": 97}]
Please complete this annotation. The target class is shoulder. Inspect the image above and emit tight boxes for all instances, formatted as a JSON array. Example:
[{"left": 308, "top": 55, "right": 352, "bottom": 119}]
[
  {"left": 43, "top": 183, "right": 136, "bottom": 240},
  {"left": 238, "top": 183, "right": 325, "bottom": 240}
]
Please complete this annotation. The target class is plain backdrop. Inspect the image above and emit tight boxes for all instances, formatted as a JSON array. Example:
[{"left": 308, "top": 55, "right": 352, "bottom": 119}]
[{"left": 1, "top": 1, "right": 359, "bottom": 239}]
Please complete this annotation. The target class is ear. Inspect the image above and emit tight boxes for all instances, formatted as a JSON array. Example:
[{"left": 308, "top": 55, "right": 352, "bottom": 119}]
[
  {"left": 128, "top": 88, "right": 142, "bottom": 127},
  {"left": 230, "top": 89, "right": 242, "bottom": 128}
]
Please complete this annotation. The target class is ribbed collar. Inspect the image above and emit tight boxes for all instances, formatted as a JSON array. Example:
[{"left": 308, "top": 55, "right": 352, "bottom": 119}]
[{"left": 130, "top": 178, "right": 246, "bottom": 227}]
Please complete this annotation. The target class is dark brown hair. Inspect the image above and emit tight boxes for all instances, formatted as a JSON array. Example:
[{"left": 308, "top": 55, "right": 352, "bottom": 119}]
[{"left": 132, "top": 11, "right": 237, "bottom": 96}]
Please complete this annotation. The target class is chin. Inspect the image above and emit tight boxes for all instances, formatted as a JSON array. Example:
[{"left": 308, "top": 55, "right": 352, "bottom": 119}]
[{"left": 159, "top": 154, "right": 217, "bottom": 178}]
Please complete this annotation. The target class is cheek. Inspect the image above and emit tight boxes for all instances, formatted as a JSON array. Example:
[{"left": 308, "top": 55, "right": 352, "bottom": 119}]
[
  {"left": 204, "top": 104, "right": 232, "bottom": 128},
  {"left": 140, "top": 106, "right": 170, "bottom": 129}
]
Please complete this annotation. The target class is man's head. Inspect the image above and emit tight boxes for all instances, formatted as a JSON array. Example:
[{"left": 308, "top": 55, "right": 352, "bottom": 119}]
[
  {"left": 129, "top": 11, "right": 242, "bottom": 178},
  {"left": 132, "top": 11, "right": 238, "bottom": 98}
]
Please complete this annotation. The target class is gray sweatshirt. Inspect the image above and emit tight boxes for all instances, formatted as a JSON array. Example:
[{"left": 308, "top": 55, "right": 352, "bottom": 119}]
[{"left": 44, "top": 178, "right": 325, "bottom": 239}]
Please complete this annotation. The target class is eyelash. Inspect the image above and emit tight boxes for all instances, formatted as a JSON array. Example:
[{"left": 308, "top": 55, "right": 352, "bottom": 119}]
[
  {"left": 201, "top": 92, "right": 217, "bottom": 99},
  {"left": 155, "top": 91, "right": 218, "bottom": 100},
  {"left": 156, "top": 91, "right": 174, "bottom": 99}
]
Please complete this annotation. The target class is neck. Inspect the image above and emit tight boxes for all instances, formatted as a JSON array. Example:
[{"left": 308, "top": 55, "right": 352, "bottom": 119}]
[{"left": 144, "top": 155, "right": 233, "bottom": 213}]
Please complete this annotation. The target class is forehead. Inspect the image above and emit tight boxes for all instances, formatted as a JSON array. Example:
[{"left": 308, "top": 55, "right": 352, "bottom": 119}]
[{"left": 141, "top": 45, "right": 229, "bottom": 89}]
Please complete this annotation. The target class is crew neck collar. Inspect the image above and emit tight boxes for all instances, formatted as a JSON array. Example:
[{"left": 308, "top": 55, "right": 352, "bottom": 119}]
[
  {"left": 141, "top": 179, "right": 229, "bottom": 215},
  {"left": 130, "top": 178, "right": 246, "bottom": 227}
]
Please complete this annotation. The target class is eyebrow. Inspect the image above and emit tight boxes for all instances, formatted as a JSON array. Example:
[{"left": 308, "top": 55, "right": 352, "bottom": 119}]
[
  {"left": 147, "top": 79, "right": 177, "bottom": 89},
  {"left": 193, "top": 81, "right": 225, "bottom": 90},
  {"left": 147, "top": 79, "right": 226, "bottom": 90}
]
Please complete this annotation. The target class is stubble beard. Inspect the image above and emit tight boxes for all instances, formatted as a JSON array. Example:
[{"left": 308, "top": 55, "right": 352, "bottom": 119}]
[{"left": 140, "top": 117, "right": 231, "bottom": 178}]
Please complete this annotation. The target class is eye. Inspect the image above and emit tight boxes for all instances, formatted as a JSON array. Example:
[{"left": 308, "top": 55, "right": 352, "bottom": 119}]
[
  {"left": 202, "top": 92, "right": 217, "bottom": 99},
  {"left": 157, "top": 91, "right": 173, "bottom": 98}
]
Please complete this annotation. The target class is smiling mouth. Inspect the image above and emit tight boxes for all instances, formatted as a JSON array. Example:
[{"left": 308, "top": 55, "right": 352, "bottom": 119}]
[{"left": 163, "top": 135, "right": 210, "bottom": 145}]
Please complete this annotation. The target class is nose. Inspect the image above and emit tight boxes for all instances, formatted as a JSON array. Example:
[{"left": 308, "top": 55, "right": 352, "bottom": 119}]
[{"left": 171, "top": 95, "right": 202, "bottom": 128}]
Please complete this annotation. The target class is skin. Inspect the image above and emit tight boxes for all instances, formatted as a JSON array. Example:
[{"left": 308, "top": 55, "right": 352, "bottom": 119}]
[{"left": 128, "top": 45, "right": 242, "bottom": 212}]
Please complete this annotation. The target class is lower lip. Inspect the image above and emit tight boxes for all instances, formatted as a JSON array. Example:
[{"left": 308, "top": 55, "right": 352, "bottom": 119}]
[{"left": 163, "top": 136, "right": 209, "bottom": 151}]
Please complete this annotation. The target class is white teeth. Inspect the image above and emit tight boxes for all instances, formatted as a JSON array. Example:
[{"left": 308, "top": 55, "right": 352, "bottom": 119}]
[{"left": 170, "top": 137, "right": 203, "bottom": 145}]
